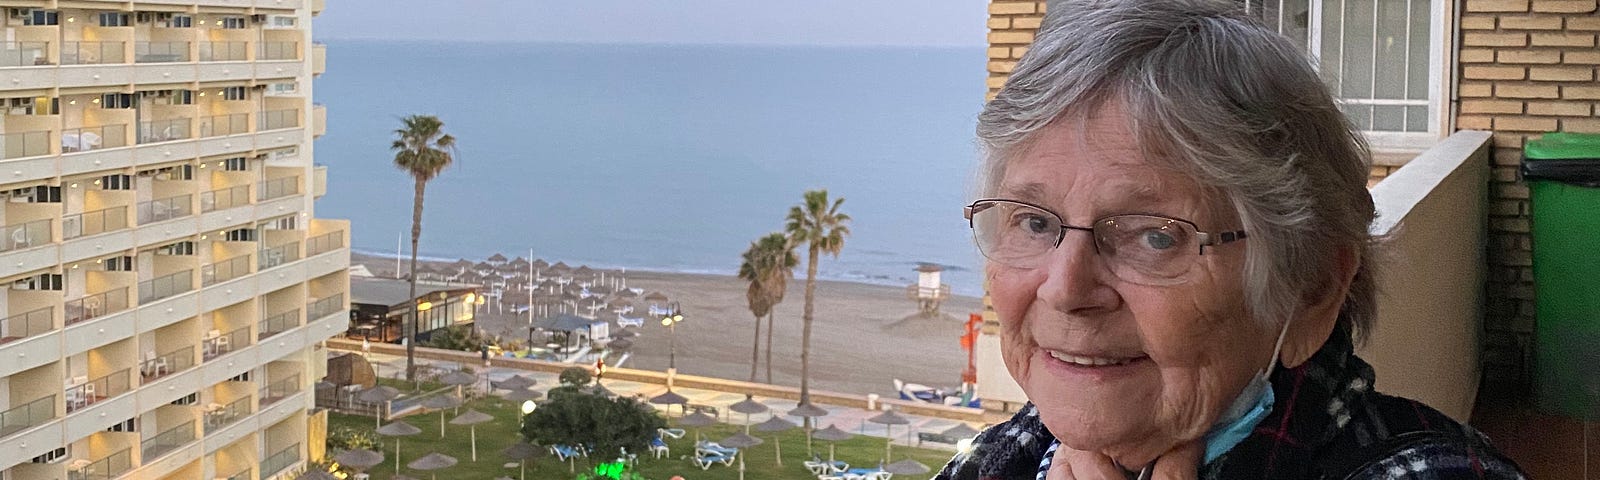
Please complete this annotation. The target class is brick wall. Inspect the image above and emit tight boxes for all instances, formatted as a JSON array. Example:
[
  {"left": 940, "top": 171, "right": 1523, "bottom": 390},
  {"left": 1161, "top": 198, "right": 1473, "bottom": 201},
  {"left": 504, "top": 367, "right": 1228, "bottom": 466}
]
[
  {"left": 1457, "top": 0, "right": 1599, "bottom": 397},
  {"left": 986, "top": 1, "right": 1047, "bottom": 101}
]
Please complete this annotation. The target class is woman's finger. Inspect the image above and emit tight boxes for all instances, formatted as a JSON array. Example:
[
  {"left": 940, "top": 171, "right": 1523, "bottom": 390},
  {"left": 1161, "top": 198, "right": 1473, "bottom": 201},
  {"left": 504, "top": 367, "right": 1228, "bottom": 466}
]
[
  {"left": 1150, "top": 440, "right": 1204, "bottom": 480},
  {"left": 1064, "top": 447, "right": 1126, "bottom": 480}
]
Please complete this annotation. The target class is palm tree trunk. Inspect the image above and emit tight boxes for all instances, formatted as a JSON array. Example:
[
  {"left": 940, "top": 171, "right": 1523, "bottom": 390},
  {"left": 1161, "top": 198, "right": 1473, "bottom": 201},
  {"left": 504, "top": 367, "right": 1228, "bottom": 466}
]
[
  {"left": 764, "top": 311, "right": 774, "bottom": 384},
  {"left": 749, "top": 313, "right": 761, "bottom": 383},
  {"left": 405, "top": 178, "right": 426, "bottom": 382},
  {"left": 799, "top": 245, "right": 819, "bottom": 410}
]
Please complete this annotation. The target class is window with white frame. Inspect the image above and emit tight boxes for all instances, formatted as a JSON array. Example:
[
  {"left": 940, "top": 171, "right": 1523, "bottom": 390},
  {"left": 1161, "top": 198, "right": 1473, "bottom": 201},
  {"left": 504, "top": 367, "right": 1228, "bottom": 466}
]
[
  {"left": 221, "top": 86, "right": 247, "bottom": 101},
  {"left": 219, "top": 16, "right": 246, "bottom": 29},
  {"left": 1244, "top": 0, "right": 1448, "bottom": 150}
]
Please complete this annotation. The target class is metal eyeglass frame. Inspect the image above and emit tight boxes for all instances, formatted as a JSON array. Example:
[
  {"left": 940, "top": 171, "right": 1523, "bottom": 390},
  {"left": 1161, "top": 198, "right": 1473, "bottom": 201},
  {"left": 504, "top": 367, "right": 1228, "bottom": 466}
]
[{"left": 963, "top": 198, "right": 1248, "bottom": 256}]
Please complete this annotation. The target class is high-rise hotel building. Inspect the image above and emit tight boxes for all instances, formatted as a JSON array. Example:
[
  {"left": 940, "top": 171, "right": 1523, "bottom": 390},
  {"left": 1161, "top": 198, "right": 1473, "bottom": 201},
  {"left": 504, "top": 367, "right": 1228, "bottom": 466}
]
[{"left": 0, "top": 0, "right": 347, "bottom": 479}]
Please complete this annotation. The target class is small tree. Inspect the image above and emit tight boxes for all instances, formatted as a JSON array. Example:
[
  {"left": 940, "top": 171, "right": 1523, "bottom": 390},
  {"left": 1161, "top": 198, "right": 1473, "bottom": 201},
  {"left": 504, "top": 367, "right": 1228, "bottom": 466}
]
[
  {"left": 559, "top": 366, "right": 593, "bottom": 387},
  {"left": 521, "top": 391, "right": 665, "bottom": 468}
]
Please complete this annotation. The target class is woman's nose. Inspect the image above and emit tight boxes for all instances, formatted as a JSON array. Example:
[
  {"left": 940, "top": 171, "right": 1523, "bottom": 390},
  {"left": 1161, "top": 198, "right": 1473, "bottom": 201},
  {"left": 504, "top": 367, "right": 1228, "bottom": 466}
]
[{"left": 1036, "top": 231, "right": 1120, "bottom": 315}]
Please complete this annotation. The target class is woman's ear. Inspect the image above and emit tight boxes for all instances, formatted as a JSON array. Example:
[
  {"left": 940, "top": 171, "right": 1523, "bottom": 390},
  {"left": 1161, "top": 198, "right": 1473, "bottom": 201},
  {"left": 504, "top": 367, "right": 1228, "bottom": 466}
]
[{"left": 1279, "top": 247, "right": 1359, "bottom": 368}]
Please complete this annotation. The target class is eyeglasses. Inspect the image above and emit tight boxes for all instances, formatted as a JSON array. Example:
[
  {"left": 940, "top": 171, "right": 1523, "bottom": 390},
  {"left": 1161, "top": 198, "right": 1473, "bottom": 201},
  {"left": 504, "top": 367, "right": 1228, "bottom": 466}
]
[{"left": 964, "top": 199, "right": 1247, "bottom": 285}]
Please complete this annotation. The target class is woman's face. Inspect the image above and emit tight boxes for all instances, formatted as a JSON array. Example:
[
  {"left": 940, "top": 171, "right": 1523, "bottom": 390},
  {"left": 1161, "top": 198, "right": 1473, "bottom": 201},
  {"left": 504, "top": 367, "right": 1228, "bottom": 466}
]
[{"left": 988, "top": 103, "right": 1278, "bottom": 466}]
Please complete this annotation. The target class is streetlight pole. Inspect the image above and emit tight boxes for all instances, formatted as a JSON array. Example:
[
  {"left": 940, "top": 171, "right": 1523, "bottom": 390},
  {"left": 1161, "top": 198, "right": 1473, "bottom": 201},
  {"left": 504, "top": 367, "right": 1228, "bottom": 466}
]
[{"left": 661, "top": 302, "right": 684, "bottom": 385}]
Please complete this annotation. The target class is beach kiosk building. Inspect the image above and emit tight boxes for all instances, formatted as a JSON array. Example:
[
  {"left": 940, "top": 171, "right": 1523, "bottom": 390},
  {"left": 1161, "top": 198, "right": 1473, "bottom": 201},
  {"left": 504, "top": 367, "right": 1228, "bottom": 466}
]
[{"left": 347, "top": 276, "right": 480, "bottom": 344}]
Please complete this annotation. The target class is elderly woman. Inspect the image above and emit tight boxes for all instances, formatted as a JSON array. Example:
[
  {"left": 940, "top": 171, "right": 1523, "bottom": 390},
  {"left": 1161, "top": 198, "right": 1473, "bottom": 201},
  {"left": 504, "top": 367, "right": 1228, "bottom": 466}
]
[{"left": 937, "top": 2, "right": 1526, "bottom": 479}]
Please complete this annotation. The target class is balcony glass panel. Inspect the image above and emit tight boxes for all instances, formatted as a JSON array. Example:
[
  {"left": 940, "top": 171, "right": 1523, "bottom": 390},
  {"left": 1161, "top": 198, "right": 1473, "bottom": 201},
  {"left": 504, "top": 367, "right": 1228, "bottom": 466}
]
[
  {"left": 218, "top": 466, "right": 251, "bottom": 480},
  {"left": 257, "top": 42, "right": 298, "bottom": 61},
  {"left": 136, "top": 194, "right": 192, "bottom": 224},
  {"left": 134, "top": 42, "right": 190, "bottom": 63},
  {"left": 308, "top": 293, "right": 344, "bottom": 320},
  {"left": 259, "top": 373, "right": 300, "bottom": 408},
  {"left": 140, "top": 345, "right": 195, "bottom": 381},
  {"left": 65, "top": 287, "right": 130, "bottom": 326},
  {"left": 198, "top": 113, "right": 248, "bottom": 137},
  {"left": 61, "top": 124, "right": 129, "bottom": 153},
  {"left": 64, "top": 369, "right": 130, "bottom": 414},
  {"left": 258, "top": 242, "right": 300, "bottom": 270},
  {"left": 137, "top": 118, "right": 191, "bottom": 144},
  {"left": 202, "top": 326, "right": 250, "bottom": 361},
  {"left": 0, "top": 306, "right": 52, "bottom": 344},
  {"left": 257, "top": 109, "right": 299, "bottom": 131},
  {"left": 200, "top": 185, "right": 250, "bottom": 212},
  {"left": 138, "top": 270, "right": 194, "bottom": 303},
  {"left": 0, "top": 219, "right": 51, "bottom": 253},
  {"left": 61, "top": 41, "right": 125, "bottom": 65},
  {"left": 306, "top": 231, "right": 344, "bottom": 257},
  {"left": 62, "top": 206, "right": 128, "bottom": 240},
  {"left": 0, "top": 42, "right": 51, "bottom": 67},
  {"left": 201, "top": 254, "right": 251, "bottom": 286},
  {"left": 140, "top": 420, "right": 195, "bottom": 459},
  {"left": 68, "top": 447, "right": 131, "bottom": 480},
  {"left": 259, "top": 443, "right": 300, "bottom": 478},
  {"left": 198, "top": 41, "right": 247, "bottom": 62},
  {"left": 0, "top": 395, "right": 55, "bottom": 438},
  {"left": 257, "top": 176, "right": 299, "bottom": 201},
  {"left": 258, "top": 309, "right": 299, "bottom": 341},
  {"left": 203, "top": 397, "right": 252, "bottom": 433},
  {"left": 2, "top": 130, "right": 51, "bottom": 160}
]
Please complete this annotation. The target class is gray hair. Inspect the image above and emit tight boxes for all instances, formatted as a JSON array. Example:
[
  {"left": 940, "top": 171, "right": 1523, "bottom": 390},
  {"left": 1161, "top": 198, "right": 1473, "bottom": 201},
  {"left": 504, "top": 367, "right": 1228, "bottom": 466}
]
[{"left": 978, "top": 0, "right": 1378, "bottom": 341}]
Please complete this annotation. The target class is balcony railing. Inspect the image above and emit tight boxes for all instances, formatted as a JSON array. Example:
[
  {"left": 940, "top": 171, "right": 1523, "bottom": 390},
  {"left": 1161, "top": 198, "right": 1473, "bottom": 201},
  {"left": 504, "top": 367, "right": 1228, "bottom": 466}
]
[
  {"left": 199, "top": 41, "right": 247, "bottom": 62},
  {"left": 62, "top": 206, "right": 128, "bottom": 240},
  {"left": 141, "top": 345, "right": 195, "bottom": 381},
  {"left": 259, "top": 242, "right": 301, "bottom": 270},
  {"left": 204, "top": 397, "right": 252, "bottom": 433},
  {"left": 259, "top": 373, "right": 301, "bottom": 408},
  {"left": 258, "top": 42, "right": 298, "bottom": 61},
  {"left": 201, "top": 185, "right": 251, "bottom": 212},
  {"left": 0, "top": 219, "right": 51, "bottom": 253},
  {"left": 199, "top": 113, "right": 249, "bottom": 138},
  {"left": 202, "top": 326, "right": 250, "bottom": 361},
  {"left": 138, "top": 270, "right": 194, "bottom": 303},
  {"left": 258, "top": 309, "right": 299, "bottom": 341},
  {"left": 260, "top": 443, "right": 300, "bottom": 478},
  {"left": 308, "top": 293, "right": 344, "bottom": 320},
  {"left": 138, "top": 118, "right": 191, "bottom": 144},
  {"left": 141, "top": 420, "right": 195, "bottom": 460},
  {"left": 65, "top": 287, "right": 130, "bottom": 326},
  {"left": 65, "top": 369, "right": 130, "bottom": 414},
  {"left": 258, "top": 109, "right": 299, "bottom": 131},
  {"left": 136, "top": 194, "right": 193, "bottom": 224},
  {"left": 61, "top": 41, "right": 125, "bottom": 65},
  {"left": 67, "top": 447, "right": 131, "bottom": 480},
  {"left": 0, "top": 395, "right": 54, "bottom": 438},
  {"left": 202, "top": 254, "right": 252, "bottom": 286},
  {"left": 0, "top": 42, "right": 49, "bottom": 67},
  {"left": 61, "top": 124, "right": 129, "bottom": 153},
  {"left": 219, "top": 466, "right": 252, "bottom": 480},
  {"left": 2, "top": 130, "right": 50, "bottom": 160},
  {"left": 257, "top": 176, "right": 299, "bottom": 201},
  {"left": 0, "top": 307, "right": 52, "bottom": 344},
  {"left": 306, "top": 231, "right": 344, "bottom": 257},
  {"left": 135, "top": 41, "right": 190, "bottom": 63}
]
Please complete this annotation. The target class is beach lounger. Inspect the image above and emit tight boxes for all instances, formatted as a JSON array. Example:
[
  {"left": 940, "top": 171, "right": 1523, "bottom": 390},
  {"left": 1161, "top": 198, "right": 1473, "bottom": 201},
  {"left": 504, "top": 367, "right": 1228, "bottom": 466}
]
[
  {"left": 806, "top": 456, "right": 850, "bottom": 475},
  {"left": 694, "top": 441, "right": 738, "bottom": 457},
  {"left": 659, "top": 428, "right": 686, "bottom": 439},
  {"left": 692, "top": 451, "right": 735, "bottom": 470},
  {"left": 550, "top": 444, "right": 585, "bottom": 461},
  {"left": 650, "top": 437, "right": 670, "bottom": 459}
]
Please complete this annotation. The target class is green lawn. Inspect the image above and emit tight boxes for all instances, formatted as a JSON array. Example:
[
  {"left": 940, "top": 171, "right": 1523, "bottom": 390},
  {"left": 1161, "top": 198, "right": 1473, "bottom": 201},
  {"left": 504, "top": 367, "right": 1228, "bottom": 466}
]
[{"left": 328, "top": 396, "right": 952, "bottom": 480}]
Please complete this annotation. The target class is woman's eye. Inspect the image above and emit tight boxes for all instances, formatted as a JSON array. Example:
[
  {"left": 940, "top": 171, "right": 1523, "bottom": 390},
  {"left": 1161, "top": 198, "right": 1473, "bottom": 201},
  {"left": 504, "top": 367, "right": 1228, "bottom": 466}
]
[
  {"left": 1015, "top": 214, "right": 1054, "bottom": 235},
  {"left": 1141, "top": 230, "right": 1177, "bottom": 250}
]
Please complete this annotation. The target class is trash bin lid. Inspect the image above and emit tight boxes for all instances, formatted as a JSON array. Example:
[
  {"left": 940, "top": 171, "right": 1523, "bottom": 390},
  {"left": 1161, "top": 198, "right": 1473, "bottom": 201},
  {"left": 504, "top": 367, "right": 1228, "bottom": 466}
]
[{"left": 1523, "top": 133, "right": 1600, "bottom": 186}]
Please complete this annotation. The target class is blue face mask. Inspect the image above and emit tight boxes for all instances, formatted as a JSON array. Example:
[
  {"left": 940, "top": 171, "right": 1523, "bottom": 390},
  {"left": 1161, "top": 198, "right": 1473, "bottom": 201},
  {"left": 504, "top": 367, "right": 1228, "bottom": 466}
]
[{"left": 1200, "top": 321, "right": 1291, "bottom": 465}]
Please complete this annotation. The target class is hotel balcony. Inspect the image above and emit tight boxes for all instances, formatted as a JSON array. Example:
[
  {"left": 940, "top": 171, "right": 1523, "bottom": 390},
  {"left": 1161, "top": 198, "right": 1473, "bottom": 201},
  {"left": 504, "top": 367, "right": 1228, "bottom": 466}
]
[
  {"left": 0, "top": 37, "right": 305, "bottom": 89},
  {"left": 311, "top": 42, "right": 325, "bottom": 77},
  {"left": 312, "top": 103, "right": 325, "bottom": 138},
  {"left": 312, "top": 165, "right": 327, "bottom": 198},
  {"left": 0, "top": 364, "right": 60, "bottom": 438}
]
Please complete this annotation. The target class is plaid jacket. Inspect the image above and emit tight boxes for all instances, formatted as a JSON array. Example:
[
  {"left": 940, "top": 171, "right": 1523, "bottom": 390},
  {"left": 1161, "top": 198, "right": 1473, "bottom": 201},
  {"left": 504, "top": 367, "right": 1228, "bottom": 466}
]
[{"left": 934, "top": 328, "right": 1528, "bottom": 479}]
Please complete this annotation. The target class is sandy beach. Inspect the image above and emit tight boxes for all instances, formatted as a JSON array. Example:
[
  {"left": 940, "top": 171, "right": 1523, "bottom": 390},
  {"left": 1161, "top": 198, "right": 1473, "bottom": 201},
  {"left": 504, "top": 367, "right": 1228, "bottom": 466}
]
[{"left": 353, "top": 253, "right": 986, "bottom": 398}]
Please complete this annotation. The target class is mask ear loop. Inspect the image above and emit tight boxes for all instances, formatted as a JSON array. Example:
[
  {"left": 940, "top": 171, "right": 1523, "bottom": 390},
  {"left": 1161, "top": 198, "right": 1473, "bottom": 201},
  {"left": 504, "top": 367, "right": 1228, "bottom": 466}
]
[{"left": 1266, "top": 319, "right": 1292, "bottom": 377}]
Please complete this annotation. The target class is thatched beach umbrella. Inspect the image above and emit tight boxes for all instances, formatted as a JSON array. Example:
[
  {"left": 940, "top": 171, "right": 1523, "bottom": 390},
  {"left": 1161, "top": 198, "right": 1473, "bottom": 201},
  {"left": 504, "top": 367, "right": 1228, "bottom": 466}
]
[
  {"left": 718, "top": 433, "right": 764, "bottom": 480},
  {"left": 884, "top": 459, "right": 932, "bottom": 475},
  {"left": 493, "top": 374, "right": 537, "bottom": 391},
  {"left": 812, "top": 424, "right": 854, "bottom": 466},
  {"left": 333, "top": 448, "right": 385, "bottom": 472},
  {"left": 531, "top": 259, "right": 550, "bottom": 270},
  {"left": 488, "top": 253, "right": 508, "bottom": 263},
  {"left": 677, "top": 410, "right": 717, "bottom": 443},
  {"left": 728, "top": 394, "right": 769, "bottom": 433},
  {"left": 753, "top": 415, "right": 797, "bottom": 466},
  {"left": 648, "top": 389, "right": 689, "bottom": 416},
  {"left": 868, "top": 409, "right": 911, "bottom": 462},
  {"left": 407, "top": 452, "right": 458, "bottom": 480},
  {"left": 501, "top": 442, "right": 541, "bottom": 480},
  {"left": 643, "top": 291, "right": 669, "bottom": 304},
  {"left": 941, "top": 422, "right": 981, "bottom": 440},
  {"left": 375, "top": 421, "right": 421, "bottom": 475},
  {"left": 294, "top": 470, "right": 337, "bottom": 480},
  {"left": 504, "top": 388, "right": 542, "bottom": 403},
  {"left": 449, "top": 409, "right": 495, "bottom": 461},
  {"left": 440, "top": 370, "right": 477, "bottom": 402},
  {"left": 551, "top": 261, "right": 571, "bottom": 272},
  {"left": 788, "top": 402, "right": 829, "bottom": 454},
  {"left": 358, "top": 385, "right": 400, "bottom": 428},
  {"left": 422, "top": 394, "right": 464, "bottom": 437}
]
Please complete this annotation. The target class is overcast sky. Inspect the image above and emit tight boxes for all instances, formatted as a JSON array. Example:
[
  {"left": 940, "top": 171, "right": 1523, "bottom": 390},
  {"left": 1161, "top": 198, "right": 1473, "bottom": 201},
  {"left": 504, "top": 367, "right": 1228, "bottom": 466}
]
[{"left": 314, "top": 0, "right": 988, "bottom": 47}]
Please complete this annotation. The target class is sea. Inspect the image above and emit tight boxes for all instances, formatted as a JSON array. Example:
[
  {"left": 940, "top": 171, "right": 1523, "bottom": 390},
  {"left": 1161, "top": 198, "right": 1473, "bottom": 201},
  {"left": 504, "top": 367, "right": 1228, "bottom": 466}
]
[{"left": 311, "top": 40, "right": 990, "bottom": 296}]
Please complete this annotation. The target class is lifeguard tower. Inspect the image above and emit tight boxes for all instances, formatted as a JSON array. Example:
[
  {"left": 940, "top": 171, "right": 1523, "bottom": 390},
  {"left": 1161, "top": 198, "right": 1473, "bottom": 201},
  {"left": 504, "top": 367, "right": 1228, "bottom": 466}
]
[{"left": 907, "top": 263, "right": 952, "bottom": 317}]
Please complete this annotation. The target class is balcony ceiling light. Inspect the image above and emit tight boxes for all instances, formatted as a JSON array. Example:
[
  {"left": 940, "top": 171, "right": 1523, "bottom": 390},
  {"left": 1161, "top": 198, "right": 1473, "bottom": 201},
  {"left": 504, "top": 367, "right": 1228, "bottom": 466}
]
[{"left": 92, "top": 98, "right": 100, "bottom": 103}]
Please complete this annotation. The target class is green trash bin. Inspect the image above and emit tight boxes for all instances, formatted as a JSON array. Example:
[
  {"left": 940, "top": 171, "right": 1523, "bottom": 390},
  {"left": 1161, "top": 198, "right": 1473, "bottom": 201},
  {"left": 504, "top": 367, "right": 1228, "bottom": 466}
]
[{"left": 1524, "top": 132, "right": 1600, "bottom": 418}]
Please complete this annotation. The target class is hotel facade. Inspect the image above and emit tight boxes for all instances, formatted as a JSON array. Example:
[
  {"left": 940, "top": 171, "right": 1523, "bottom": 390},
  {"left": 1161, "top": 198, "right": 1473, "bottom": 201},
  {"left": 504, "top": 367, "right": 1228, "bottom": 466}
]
[{"left": 0, "top": 0, "right": 347, "bottom": 479}]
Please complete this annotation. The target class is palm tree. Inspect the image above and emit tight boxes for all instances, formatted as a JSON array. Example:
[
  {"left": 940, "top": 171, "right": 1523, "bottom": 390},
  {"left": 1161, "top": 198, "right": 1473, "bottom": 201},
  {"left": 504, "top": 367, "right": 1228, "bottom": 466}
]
[
  {"left": 738, "top": 233, "right": 797, "bottom": 383},
  {"left": 784, "top": 190, "right": 849, "bottom": 409},
  {"left": 392, "top": 114, "right": 456, "bottom": 382}
]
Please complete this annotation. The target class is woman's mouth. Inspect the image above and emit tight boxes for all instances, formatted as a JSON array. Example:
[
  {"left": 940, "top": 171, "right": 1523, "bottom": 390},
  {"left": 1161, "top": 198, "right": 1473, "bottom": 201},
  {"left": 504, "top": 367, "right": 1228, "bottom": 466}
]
[{"left": 1047, "top": 350, "right": 1143, "bottom": 366}]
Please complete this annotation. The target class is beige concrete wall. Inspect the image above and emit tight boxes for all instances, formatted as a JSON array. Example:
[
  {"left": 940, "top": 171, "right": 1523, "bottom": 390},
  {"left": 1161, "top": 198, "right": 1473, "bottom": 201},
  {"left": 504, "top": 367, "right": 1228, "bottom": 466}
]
[{"left": 1362, "top": 131, "right": 1494, "bottom": 421}]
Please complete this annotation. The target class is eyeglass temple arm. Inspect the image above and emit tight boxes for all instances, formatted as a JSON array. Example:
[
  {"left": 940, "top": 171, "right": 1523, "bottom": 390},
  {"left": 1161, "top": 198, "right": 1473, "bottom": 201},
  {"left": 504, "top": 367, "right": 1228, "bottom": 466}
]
[{"left": 1197, "top": 230, "right": 1248, "bottom": 248}]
